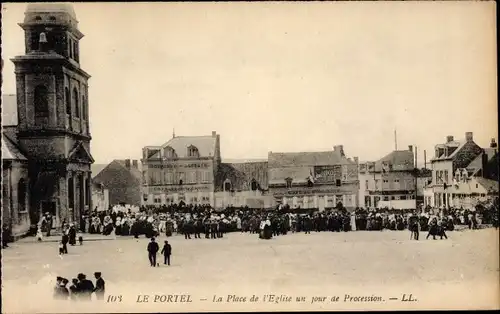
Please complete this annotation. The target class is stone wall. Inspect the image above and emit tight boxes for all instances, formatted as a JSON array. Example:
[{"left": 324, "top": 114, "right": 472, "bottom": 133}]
[{"left": 2, "top": 161, "right": 31, "bottom": 238}]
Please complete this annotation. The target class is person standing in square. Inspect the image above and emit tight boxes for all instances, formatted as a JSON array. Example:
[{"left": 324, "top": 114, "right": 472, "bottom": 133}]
[
  {"left": 94, "top": 272, "right": 105, "bottom": 300},
  {"left": 147, "top": 238, "right": 159, "bottom": 267},
  {"left": 161, "top": 240, "right": 172, "bottom": 266}
]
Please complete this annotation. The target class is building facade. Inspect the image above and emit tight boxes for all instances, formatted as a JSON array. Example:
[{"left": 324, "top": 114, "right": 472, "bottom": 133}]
[
  {"left": 2, "top": 3, "right": 93, "bottom": 232},
  {"left": 92, "top": 159, "right": 141, "bottom": 206},
  {"left": 214, "top": 161, "right": 272, "bottom": 209},
  {"left": 358, "top": 146, "right": 416, "bottom": 209},
  {"left": 141, "top": 132, "right": 273, "bottom": 209},
  {"left": 91, "top": 181, "right": 109, "bottom": 212},
  {"left": 268, "top": 145, "right": 359, "bottom": 210},
  {"left": 141, "top": 132, "right": 221, "bottom": 206},
  {"left": 423, "top": 133, "right": 499, "bottom": 209},
  {"left": 2, "top": 133, "right": 31, "bottom": 237}
]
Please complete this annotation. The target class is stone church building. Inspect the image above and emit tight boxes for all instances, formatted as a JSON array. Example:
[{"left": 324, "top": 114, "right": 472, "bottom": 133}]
[{"left": 2, "top": 3, "right": 93, "bottom": 237}]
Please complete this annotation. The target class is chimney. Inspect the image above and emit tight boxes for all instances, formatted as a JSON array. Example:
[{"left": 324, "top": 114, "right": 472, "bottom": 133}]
[
  {"left": 465, "top": 132, "right": 473, "bottom": 142},
  {"left": 125, "top": 159, "right": 131, "bottom": 169},
  {"left": 212, "top": 131, "right": 216, "bottom": 137},
  {"left": 408, "top": 145, "right": 413, "bottom": 152},
  {"left": 132, "top": 160, "right": 138, "bottom": 169},
  {"left": 446, "top": 135, "right": 454, "bottom": 143},
  {"left": 333, "top": 145, "right": 345, "bottom": 157},
  {"left": 490, "top": 138, "right": 497, "bottom": 148},
  {"left": 354, "top": 157, "right": 359, "bottom": 164}
]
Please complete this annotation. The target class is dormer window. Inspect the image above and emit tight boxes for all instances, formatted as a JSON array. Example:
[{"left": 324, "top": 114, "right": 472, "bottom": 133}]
[
  {"left": 49, "top": 16, "right": 56, "bottom": 21},
  {"left": 35, "top": 16, "right": 42, "bottom": 21},
  {"left": 188, "top": 145, "right": 199, "bottom": 158},
  {"left": 163, "top": 146, "right": 177, "bottom": 159}
]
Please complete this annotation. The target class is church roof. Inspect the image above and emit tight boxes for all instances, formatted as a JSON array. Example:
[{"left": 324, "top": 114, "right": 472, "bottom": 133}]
[
  {"left": 26, "top": 3, "right": 77, "bottom": 20},
  {"left": 160, "top": 135, "right": 217, "bottom": 159},
  {"left": 1, "top": 94, "right": 18, "bottom": 126},
  {"left": 1, "top": 133, "right": 27, "bottom": 161}
]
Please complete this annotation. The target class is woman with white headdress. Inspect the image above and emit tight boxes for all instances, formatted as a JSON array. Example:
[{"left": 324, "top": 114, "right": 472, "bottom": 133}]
[{"left": 115, "top": 217, "right": 122, "bottom": 235}]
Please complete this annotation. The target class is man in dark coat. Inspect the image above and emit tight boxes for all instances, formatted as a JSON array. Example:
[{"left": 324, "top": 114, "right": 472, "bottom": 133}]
[
  {"left": 69, "top": 278, "right": 79, "bottom": 301},
  {"left": 147, "top": 238, "right": 160, "bottom": 267},
  {"left": 210, "top": 220, "right": 218, "bottom": 239},
  {"left": 94, "top": 272, "right": 105, "bottom": 300},
  {"left": 76, "top": 273, "right": 95, "bottom": 301},
  {"left": 183, "top": 220, "right": 192, "bottom": 240},
  {"left": 204, "top": 218, "right": 210, "bottom": 239},
  {"left": 68, "top": 225, "right": 77, "bottom": 246},
  {"left": 161, "top": 240, "right": 172, "bottom": 266},
  {"left": 2, "top": 225, "right": 11, "bottom": 248},
  {"left": 61, "top": 232, "right": 69, "bottom": 254},
  {"left": 194, "top": 219, "right": 202, "bottom": 239}
]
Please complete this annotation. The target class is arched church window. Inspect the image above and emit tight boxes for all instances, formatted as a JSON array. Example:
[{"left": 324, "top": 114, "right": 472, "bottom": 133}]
[
  {"left": 251, "top": 179, "right": 258, "bottom": 191},
  {"left": 74, "top": 42, "right": 79, "bottom": 62},
  {"left": 82, "top": 95, "right": 86, "bottom": 120},
  {"left": 69, "top": 39, "right": 74, "bottom": 59},
  {"left": 68, "top": 178, "right": 74, "bottom": 210},
  {"left": 224, "top": 180, "right": 232, "bottom": 192},
  {"left": 65, "top": 87, "right": 71, "bottom": 115},
  {"left": 34, "top": 85, "right": 49, "bottom": 117},
  {"left": 73, "top": 87, "right": 80, "bottom": 118},
  {"left": 18, "top": 179, "right": 26, "bottom": 212}
]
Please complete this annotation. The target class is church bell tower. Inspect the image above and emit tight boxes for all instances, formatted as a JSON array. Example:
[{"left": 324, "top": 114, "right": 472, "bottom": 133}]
[{"left": 11, "top": 3, "right": 94, "bottom": 228}]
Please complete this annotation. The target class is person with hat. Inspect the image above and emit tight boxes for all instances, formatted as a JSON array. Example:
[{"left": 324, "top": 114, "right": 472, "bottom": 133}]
[
  {"left": 161, "top": 240, "right": 172, "bottom": 266},
  {"left": 61, "top": 230, "right": 69, "bottom": 254},
  {"left": 93, "top": 272, "right": 105, "bottom": 300},
  {"left": 76, "top": 273, "right": 95, "bottom": 301},
  {"left": 69, "top": 278, "right": 80, "bottom": 301},
  {"left": 54, "top": 278, "right": 70, "bottom": 300},
  {"left": 54, "top": 276, "right": 63, "bottom": 293},
  {"left": 68, "top": 223, "right": 77, "bottom": 246},
  {"left": 147, "top": 237, "right": 160, "bottom": 267}
]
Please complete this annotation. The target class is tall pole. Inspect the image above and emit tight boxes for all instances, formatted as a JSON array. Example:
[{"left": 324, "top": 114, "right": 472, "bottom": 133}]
[
  {"left": 424, "top": 150, "right": 427, "bottom": 169},
  {"left": 394, "top": 129, "right": 398, "bottom": 151},
  {"left": 414, "top": 146, "right": 418, "bottom": 209}
]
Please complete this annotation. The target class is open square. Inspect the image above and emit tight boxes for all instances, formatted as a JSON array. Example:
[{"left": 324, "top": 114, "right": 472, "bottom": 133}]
[{"left": 2, "top": 229, "right": 499, "bottom": 312}]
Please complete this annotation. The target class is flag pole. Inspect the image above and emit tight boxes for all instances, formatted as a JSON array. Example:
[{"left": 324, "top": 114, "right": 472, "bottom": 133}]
[{"left": 394, "top": 129, "right": 398, "bottom": 151}]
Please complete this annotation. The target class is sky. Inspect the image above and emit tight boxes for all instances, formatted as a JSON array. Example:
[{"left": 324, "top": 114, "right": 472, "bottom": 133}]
[{"left": 1, "top": 2, "right": 497, "bottom": 166}]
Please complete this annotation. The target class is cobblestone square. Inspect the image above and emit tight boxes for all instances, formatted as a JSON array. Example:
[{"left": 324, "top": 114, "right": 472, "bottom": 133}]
[{"left": 2, "top": 229, "right": 499, "bottom": 312}]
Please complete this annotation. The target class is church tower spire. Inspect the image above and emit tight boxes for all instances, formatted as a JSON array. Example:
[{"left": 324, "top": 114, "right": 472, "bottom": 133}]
[{"left": 11, "top": 3, "right": 94, "bottom": 228}]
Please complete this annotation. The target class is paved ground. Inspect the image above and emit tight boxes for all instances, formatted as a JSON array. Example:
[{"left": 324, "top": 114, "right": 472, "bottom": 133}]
[{"left": 2, "top": 229, "right": 499, "bottom": 313}]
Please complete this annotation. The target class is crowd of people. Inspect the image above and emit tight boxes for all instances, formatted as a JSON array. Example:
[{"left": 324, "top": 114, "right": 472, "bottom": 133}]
[
  {"left": 41, "top": 199, "right": 497, "bottom": 242},
  {"left": 53, "top": 272, "right": 105, "bottom": 301}
]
